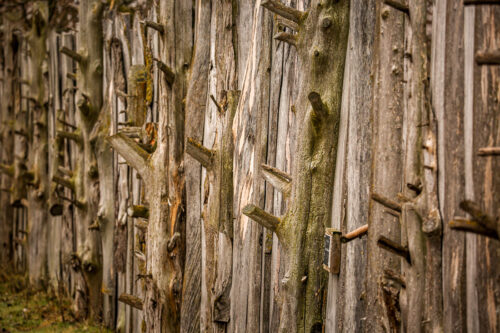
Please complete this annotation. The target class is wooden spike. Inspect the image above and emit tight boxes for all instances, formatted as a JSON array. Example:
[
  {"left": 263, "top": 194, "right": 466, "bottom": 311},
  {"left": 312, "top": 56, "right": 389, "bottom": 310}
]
[
  {"left": 210, "top": 94, "right": 224, "bottom": 113},
  {"left": 57, "top": 130, "right": 83, "bottom": 145},
  {"left": 185, "top": 137, "right": 214, "bottom": 169},
  {"left": 475, "top": 50, "right": 500, "bottom": 65},
  {"left": 57, "top": 194, "right": 86, "bottom": 210},
  {"left": 57, "top": 118, "right": 77, "bottom": 130},
  {"left": 118, "top": 126, "right": 142, "bottom": 139},
  {"left": 58, "top": 166, "right": 74, "bottom": 177},
  {"left": 261, "top": 163, "right": 292, "bottom": 196},
  {"left": 107, "top": 133, "right": 151, "bottom": 178},
  {"left": 261, "top": 0, "right": 304, "bottom": 23},
  {"left": 60, "top": 47, "right": 84, "bottom": 63},
  {"left": 377, "top": 236, "right": 411, "bottom": 264},
  {"left": 383, "top": 269, "right": 406, "bottom": 288},
  {"left": 134, "top": 220, "right": 149, "bottom": 231},
  {"left": 464, "top": 0, "right": 500, "bottom": 5},
  {"left": 66, "top": 72, "right": 77, "bottom": 81},
  {"left": 52, "top": 175, "right": 75, "bottom": 192},
  {"left": 275, "top": 16, "right": 298, "bottom": 31},
  {"left": 371, "top": 192, "right": 402, "bottom": 212},
  {"left": 383, "top": 0, "right": 410, "bottom": 14},
  {"left": 341, "top": 224, "right": 369, "bottom": 243},
  {"left": 449, "top": 218, "right": 498, "bottom": 240},
  {"left": 274, "top": 32, "right": 297, "bottom": 47},
  {"left": 308, "top": 92, "right": 327, "bottom": 119},
  {"left": 118, "top": 293, "right": 143, "bottom": 310},
  {"left": 134, "top": 250, "right": 146, "bottom": 262},
  {"left": 144, "top": 20, "right": 165, "bottom": 34},
  {"left": 154, "top": 58, "right": 175, "bottom": 85},
  {"left": 478, "top": 146, "right": 500, "bottom": 156},
  {"left": 242, "top": 204, "right": 280, "bottom": 232},
  {"left": 459, "top": 200, "right": 497, "bottom": 232},
  {"left": 128, "top": 205, "right": 149, "bottom": 218},
  {"left": 0, "top": 163, "right": 14, "bottom": 177}
]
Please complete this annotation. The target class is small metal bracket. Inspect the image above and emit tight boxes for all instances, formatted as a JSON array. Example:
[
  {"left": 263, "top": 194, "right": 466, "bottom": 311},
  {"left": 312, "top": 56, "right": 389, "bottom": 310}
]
[{"left": 323, "top": 228, "right": 342, "bottom": 274}]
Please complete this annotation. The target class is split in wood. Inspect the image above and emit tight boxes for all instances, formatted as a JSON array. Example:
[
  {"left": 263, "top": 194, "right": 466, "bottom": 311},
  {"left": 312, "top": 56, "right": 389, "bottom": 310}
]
[
  {"left": 57, "top": 130, "right": 83, "bottom": 146},
  {"left": 449, "top": 218, "right": 498, "bottom": 240},
  {"left": 407, "top": 182, "right": 422, "bottom": 194},
  {"left": 371, "top": 192, "right": 402, "bottom": 212},
  {"left": 242, "top": 204, "right": 280, "bottom": 232},
  {"left": 52, "top": 175, "right": 75, "bottom": 192},
  {"left": 60, "top": 47, "right": 83, "bottom": 63},
  {"left": 478, "top": 146, "right": 500, "bottom": 156},
  {"left": 144, "top": 20, "right": 165, "bottom": 34},
  {"left": 383, "top": 0, "right": 409, "bottom": 14},
  {"left": 274, "top": 32, "right": 297, "bottom": 47},
  {"left": 383, "top": 268, "right": 406, "bottom": 288},
  {"left": 261, "top": 163, "right": 292, "bottom": 196},
  {"left": 341, "top": 224, "right": 368, "bottom": 243},
  {"left": 77, "top": 96, "right": 92, "bottom": 118},
  {"left": 134, "top": 220, "right": 149, "bottom": 231},
  {"left": 210, "top": 94, "right": 224, "bottom": 113},
  {"left": 464, "top": 0, "right": 500, "bottom": 5},
  {"left": 153, "top": 58, "right": 175, "bottom": 85},
  {"left": 261, "top": 0, "right": 304, "bottom": 23},
  {"left": 377, "top": 236, "right": 411, "bottom": 264},
  {"left": 49, "top": 202, "right": 64, "bottom": 216},
  {"left": 167, "top": 232, "right": 181, "bottom": 252},
  {"left": 106, "top": 133, "right": 151, "bottom": 177},
  {"left": 308, "top": 91, "right": 328, "bottom": 124},
  {"left": 128, "top": 205, "right": 149, "bottom": 219},
  {"left": 118, "top": 293, "right": 143, "bottom": 310},
  {"left": 476, "top": 50, "right": 500, "bottom": 65},
  {"left": 186, "top": 137, "right": 214, "bottom": 169}
]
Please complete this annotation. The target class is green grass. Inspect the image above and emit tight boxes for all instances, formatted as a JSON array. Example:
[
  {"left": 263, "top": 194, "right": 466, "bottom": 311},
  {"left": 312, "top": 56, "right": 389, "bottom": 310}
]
[{"left": 0, "top": 272, "right": 111, "bottom": 333}]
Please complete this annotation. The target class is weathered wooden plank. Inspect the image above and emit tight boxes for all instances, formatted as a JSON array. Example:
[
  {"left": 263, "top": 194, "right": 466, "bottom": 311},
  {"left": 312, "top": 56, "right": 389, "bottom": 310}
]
[
  {"left": 470, "top": 5, "right": 500, "bottom": 332},
  {"left": 365, "top": 0, "right": 404, "bottom": 331}
]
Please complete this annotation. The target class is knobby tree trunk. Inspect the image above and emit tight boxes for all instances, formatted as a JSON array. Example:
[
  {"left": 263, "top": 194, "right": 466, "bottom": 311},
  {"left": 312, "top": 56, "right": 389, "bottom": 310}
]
[{"left": 243, "top": 1, "right": 350, "bottom": 331}]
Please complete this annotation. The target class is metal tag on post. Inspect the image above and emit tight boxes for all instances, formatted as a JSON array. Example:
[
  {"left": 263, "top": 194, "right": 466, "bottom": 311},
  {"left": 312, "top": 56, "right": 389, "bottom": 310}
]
[{"left": 323, "top": 228, "right": 341, "bottom": 274}]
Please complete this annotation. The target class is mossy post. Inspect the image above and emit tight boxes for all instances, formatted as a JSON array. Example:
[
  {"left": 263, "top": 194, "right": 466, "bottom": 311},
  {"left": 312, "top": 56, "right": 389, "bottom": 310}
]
[
  {"left": 58, "top": 0, "right": 104, "bottom": 321},
  {"left": 244, "top": 1, "right": 349, "bottom": 331},
  {"left": 186, "top": 91, "right": 239, "bottom": 332}
]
